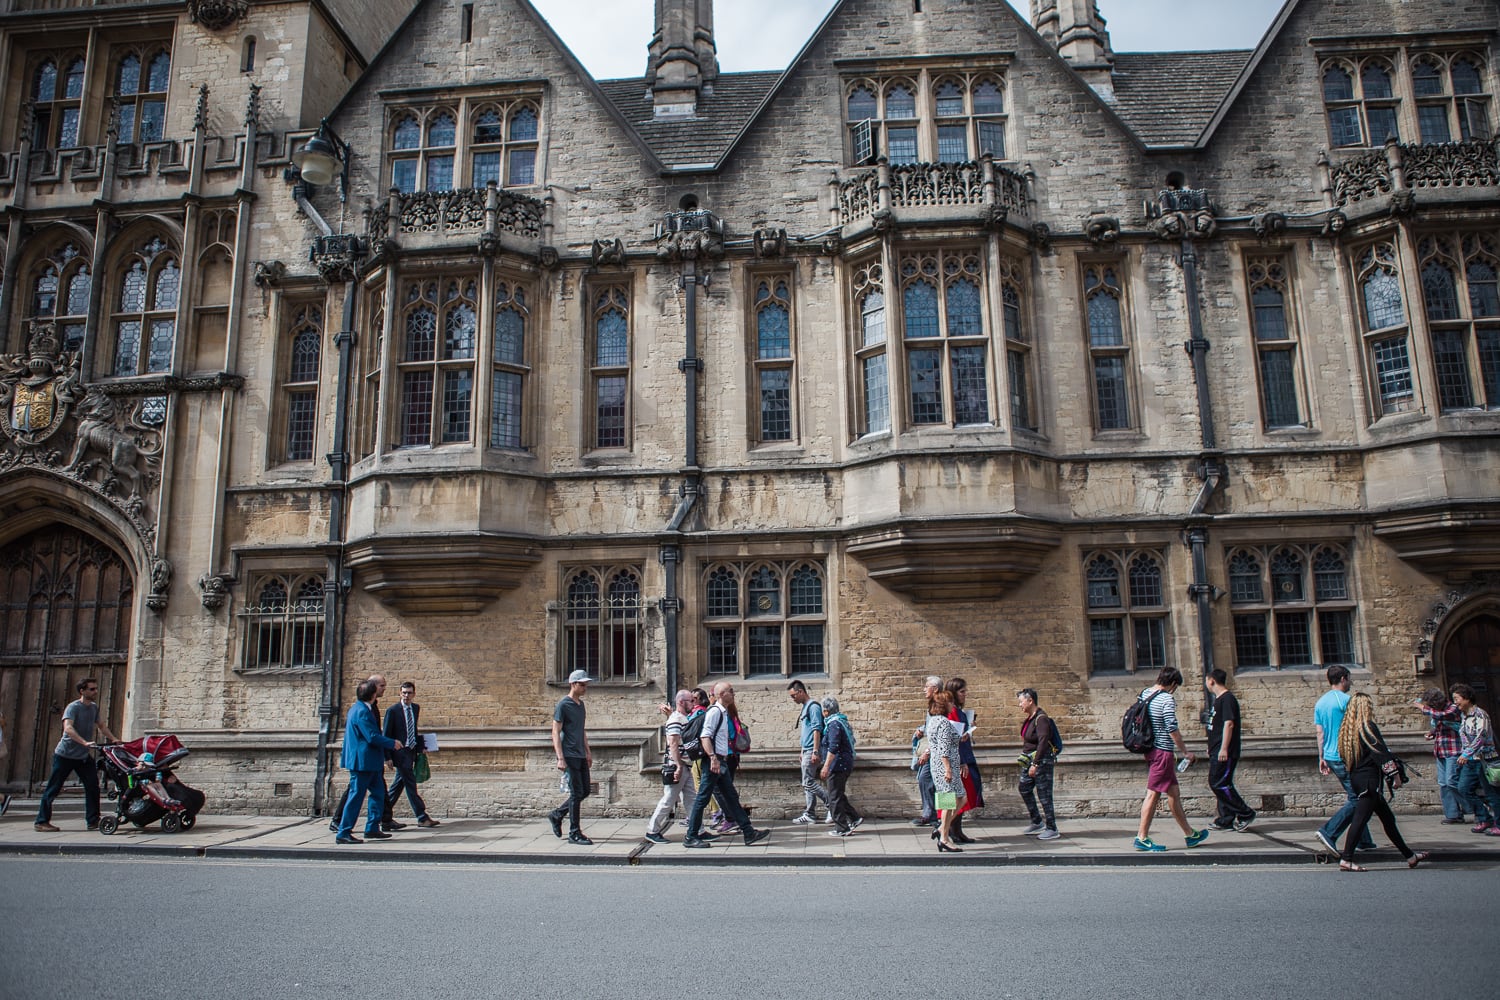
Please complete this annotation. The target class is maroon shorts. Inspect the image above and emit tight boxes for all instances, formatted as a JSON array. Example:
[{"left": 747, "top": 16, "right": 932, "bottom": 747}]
[{"left": 1146, "top": 747, "right": 1178, "bottom": 793}]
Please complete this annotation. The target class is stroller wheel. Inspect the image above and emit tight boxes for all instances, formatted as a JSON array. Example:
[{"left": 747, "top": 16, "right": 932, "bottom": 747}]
[
  {"left": 160, "top": 812, "right": 182, "bottom": 834},
  {"left": 179, "top": 813, "right": 196, "bottom": 831},
  {"left": 99, "top": 816, "right": 119, "bottom": 836}
]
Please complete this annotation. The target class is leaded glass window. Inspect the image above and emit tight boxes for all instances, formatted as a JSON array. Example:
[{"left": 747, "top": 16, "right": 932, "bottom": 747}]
[{"left": 702, "top": 560, "right": 827, "bottom": 679}]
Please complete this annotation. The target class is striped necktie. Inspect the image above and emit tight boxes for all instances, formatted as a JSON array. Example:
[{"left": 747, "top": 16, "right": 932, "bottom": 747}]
[{"left": 404, "top": 704, "right": 416, "bottom": 748}]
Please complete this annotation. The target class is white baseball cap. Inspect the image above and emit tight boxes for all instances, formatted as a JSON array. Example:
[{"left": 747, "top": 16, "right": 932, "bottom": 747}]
[{"left": 566, "top": 670, "right": 594, "bottom": 685}]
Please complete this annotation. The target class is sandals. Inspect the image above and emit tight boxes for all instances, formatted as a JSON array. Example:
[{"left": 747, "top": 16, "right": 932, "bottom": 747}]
[
  {"left": 1338, "top": 861, "right": 1367, "bottom": 872},
  {"left": 1407, "top": 851, "right": 1430, "bottom": 869}
]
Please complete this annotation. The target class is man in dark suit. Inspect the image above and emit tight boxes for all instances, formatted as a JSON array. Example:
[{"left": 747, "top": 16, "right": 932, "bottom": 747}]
[
  {"left": 382, "top": 680, "right": 439, "bottom": 830},
  {"left": 335, "top": 678, "right": 399, "bottom": 844}
]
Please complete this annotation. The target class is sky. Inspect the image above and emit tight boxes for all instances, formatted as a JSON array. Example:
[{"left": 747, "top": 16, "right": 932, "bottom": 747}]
[{"left": 527, "top": 0, "right": 1289, "bottom": 81}]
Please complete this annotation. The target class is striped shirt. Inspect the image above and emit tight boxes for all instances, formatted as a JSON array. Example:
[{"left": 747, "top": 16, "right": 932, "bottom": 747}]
[{"left": 1140, "top": 687, "right": 1179, "bottom": 752}]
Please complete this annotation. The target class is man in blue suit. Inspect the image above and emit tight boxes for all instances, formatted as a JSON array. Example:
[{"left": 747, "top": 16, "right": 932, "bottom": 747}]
[{"left": 336, "top": 679, "right": 399, "bottom": 844}]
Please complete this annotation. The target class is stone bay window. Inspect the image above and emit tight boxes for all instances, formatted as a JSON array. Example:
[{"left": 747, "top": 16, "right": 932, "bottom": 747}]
[
  {"left": 1418, "top": 234, "right": 1500, "bottom": 411},
  {"left": 397, "top": 277, "right": 478, "bottom": 447},
  {"left": 1355, "top": 240, "right": 1413, "bottom": 416},
  {"left": 899, "top": 249, "right": 991, "bottom": 427}
]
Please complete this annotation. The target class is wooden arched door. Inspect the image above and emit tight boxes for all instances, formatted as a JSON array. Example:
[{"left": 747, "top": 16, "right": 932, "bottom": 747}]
[
  {"left": 0, "top": 526, "right": 132, "bottom": 794},
  {"left": 1442, "top": 613, "right": 1500, "bottom": 721}
]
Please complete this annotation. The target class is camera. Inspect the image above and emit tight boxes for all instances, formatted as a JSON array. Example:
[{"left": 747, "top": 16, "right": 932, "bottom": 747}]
[{"left": 660, "top": 760, "right": 679, "bottom": 785}]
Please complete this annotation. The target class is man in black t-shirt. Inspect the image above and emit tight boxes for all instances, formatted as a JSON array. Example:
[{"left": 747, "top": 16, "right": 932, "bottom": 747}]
[
  {"left": 1206, "top": 668, "right": 1255, "bottom": 831},
  {"left": 548, "top": 670, "right": 594, "bottom": 845}
]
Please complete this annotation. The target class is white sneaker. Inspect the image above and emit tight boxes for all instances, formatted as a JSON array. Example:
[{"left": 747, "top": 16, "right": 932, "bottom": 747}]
[
  {"left": 792, "top": 813, "right": 815, "bottom": 825},
  {"left": 1037, "top": 828, "right": 1061, "bottom": 841},
  {"left": 823, "top": 811, "right": 833, "bottom": 824},
  {"left": 1021, "top": 821, "right": 1045, "bottom": 836}
]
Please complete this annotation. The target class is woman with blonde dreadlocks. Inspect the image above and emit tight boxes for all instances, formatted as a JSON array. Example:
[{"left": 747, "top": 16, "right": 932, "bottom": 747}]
[{"left": 1336, "top": 692, "right": 1429, "bottom": 872}]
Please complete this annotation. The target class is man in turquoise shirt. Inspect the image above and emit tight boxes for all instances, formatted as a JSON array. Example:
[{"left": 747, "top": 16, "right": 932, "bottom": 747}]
[{"left": 1313, "top": 665, "right": 1374, "bottom": 853}]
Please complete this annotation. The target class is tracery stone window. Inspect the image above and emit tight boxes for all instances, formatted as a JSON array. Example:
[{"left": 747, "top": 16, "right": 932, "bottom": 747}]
[
  {"left": 1245, "top": 255, "right": 1305, "bottom": 429},
  {"left": 387, "top": 97, "right": 542, "bottom": 193},
  {"left": 590, "top": 285, "right": 631, "bottom": 450},
  {"left": 1085, "top": 550, "right": 1168, "bottom": 676},
  {"left": 110, "top": 235, "right": 179, "bottom": 377},
  {"left": 703, "top": 560, "right": 826, "bottom": 679},
  {"left": 999, "top": 256, "right": 1036, "bottom": 432},
  {"left": 279, "top": 303, "right": 322, "bottom": 463},
  {"left": 27, "top": 243, "right": 91, "bottom": 353},
  {"left": 1082, "top": 262, "right": 1134, "bottom": 432},
  {"left": 111, "top": 47, "right": 171, "bottom": 144},
  {"left": 562, "top": 565, "right": 642, "bottom": 682},
  {"left": 28, "top": 52, "right": 86, "bottom": 148},
  {"left": 239, "top": 573, "right": 324, "bottom": 671},
  {"left": 751, "top": 274, "right": 796, "bottom": 444},
  {"left": 355, "top": 284, "right": 385, "bottom": 462},
  {"left": 845, "top": 70, "right": 1006, "bottom": 166},
  {"left": 1228, "top": 544, "right": 1357, "bottom": 671},
  {"left": 1354, "top": 240, "right": 1413, "bottom": 415},
  {"left": 899, "top": 249, "right": 990, "bottom": 427},
  {"left": 1418, "top": 234, "right": 1500, "bottom": 411},
  {"left": 850, "top": 260, "right": 889, "bottom": 437},
  {"left": 396, "top": 276, "right": 478, "bottom": 447},
  {"left": 491, "top": 279, "right": 530, "bottom": 449},
  {"left": 1321, "top": 57, "right": 1400, "bottom": 148},
  {"left": 1410, "top": 53, "right": 1491, "bottom": 142}
]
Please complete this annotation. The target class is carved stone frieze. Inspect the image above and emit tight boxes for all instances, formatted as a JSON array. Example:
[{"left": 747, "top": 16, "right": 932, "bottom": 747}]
[
  {"left": 188, "top": 0, "right": 250, "bottom": 30},
  {"left": 253, "top": 260, "right": 286, "bottom": 288},
  {"left": 654, "top": 229, "right": 723, "bottom": 262},
  {"left": 1398, "top": 139, "right": 1499, "bottom": 192},
  {"left": 310, "top": 234, "right": 365, "bottom": 283},
  {"left": 1413, "top": 572, "right": 1500, "bottom": 657}
]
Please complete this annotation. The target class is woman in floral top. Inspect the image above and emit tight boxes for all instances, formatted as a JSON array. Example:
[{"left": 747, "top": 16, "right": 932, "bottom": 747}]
[{"left": 1451, "top": 683, "right": 1500, "bottom": 835}]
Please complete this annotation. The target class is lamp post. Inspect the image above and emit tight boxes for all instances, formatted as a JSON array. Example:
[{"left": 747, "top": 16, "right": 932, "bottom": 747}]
[{"left": 288, "top": 120, "right": 359, "bottom": 820}]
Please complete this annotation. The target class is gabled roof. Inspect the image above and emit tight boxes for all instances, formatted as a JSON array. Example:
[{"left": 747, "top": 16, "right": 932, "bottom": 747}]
[
  {"left": 1110, "top": 50, "right": 1255, "bottom": 148},
  {"left": 596, "top": 72, "right": 783, "bottom": 171}
]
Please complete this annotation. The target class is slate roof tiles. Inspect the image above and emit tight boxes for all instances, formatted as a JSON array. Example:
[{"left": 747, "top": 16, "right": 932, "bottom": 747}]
[{"left": 1109, "top": 50, "right": 1255, "bottom": 148}]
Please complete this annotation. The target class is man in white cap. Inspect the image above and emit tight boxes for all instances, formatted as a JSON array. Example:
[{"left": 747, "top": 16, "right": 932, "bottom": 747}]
[{"left": 548, "top": 669, "right": 594, "bottom": 845}]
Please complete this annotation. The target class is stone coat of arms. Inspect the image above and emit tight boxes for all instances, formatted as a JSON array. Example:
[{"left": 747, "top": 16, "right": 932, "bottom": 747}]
[{"left": 0, "top": 325, "right": 83, "bottom": 447}]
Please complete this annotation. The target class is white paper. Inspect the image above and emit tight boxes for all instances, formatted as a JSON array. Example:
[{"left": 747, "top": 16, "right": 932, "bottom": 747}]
[
  {"left": 948, "top": 718, "right": 966, "bottom": 737},
  {"left": 422, "top": 733, "right": 439, "bottom": 752}
]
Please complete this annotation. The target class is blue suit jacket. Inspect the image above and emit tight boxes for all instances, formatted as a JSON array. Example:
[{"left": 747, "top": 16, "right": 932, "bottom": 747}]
[{"left": 341, "top": 700, "right": 397, "bottom": 772}]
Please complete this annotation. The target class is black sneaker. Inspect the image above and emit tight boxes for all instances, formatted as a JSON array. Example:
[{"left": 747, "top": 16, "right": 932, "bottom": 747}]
[
  {"left": 568, "top": 833, "right": 594, "bottom": 846},
  {"left": 743, "top": 828, "right": 771, "bottom": 847},
  {"left": 328, "top": 821, "right": 338, "bottom": 833},
  {"left": 683, "top": 837, "right": 711, "bottom": 848},
  {"left": 644, "top": 832, "right": 669, "bottom": 844},
  {"left": 1233, "top": 813, "right": 1256, "bottom": 832},
  {"left": 364, "top": 830, "right": 393, "bottom": 840},
  {"left": 335, "top": 835, "right": 363, "bottom": 845},
  {"left": 383, "top": 820, "right": 406, "bottom": 831},
  {"left": 548, "top": 812, "right": 563, "bottom": 838},
  {"left": 1210, "top": 820, "right": 1235, "bottom": 831}
]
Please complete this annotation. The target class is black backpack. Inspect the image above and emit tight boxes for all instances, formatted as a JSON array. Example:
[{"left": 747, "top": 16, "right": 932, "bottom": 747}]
[
  {"left": 678, "top": 709, "right": 723, "bottom": 761},
  {"left": 1121, "top": 691, "right": 1161, "bottom": 754}
]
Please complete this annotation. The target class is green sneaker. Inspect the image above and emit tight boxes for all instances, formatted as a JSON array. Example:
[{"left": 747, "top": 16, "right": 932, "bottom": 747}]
[
  {"left": 1133, "top": 837, "right": 1166, "bottom": 852},
  {"left": 1185, "top": 828, "right": 1210, "bottom": 848}
]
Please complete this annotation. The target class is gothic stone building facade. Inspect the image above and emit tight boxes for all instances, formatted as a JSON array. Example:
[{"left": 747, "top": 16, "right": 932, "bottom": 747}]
[{"left": 1, "top": 0, "right": 1498, "bottom": 821}]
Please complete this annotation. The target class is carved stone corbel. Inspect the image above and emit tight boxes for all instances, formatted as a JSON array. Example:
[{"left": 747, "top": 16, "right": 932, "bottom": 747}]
[
  {"left": 1320, "top": 210, "right": 1347, "bottom": 238},
  {"left": 591, "top": 238, "right": 626, "bottom": 268},
  {"left": 253, "top": 260, "right": 286, "bottom": 288},
  {"left": 146, "top": 558, "right": 173, "bottom": 613},
  {"left": 1085, "top": 214, "right": 1120, "bottom": 247},
  {"left": 188, "top": 0, "right": 250, "bottom": 30},
  {"left": 820, "top": 234, "right": 843, "bottom": 257},
  {"left": 981, "top": 203, "right": 1008, "bottom": 232},
  {"left": 870, "top": 208, "right": 894, "bottom": 233},
  {"left": 1252, "top": 212, "right": 1287, "bottom": 240},
  {"left": 198, "top": 573, "right": 231, "bottom": 610},
  {"left": 477, "top": 233, "right": 501, "bottom": 257},
  {"left": 753, "top": 228, "right": 787, "bottom": 258},
  {"left": 538, "top": 246, "right": 561, "bottom": 270},
  {"left": 1029, "top": 222, "right": 1053, "bottom": 255},
  {"left": 1389, "top": 189, "right": 1417, "bottom": 217}
]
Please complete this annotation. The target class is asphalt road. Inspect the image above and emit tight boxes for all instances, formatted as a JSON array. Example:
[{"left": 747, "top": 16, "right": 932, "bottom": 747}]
[{"left": 2, "top": 857, "right": 1496, "bottom": 1000}]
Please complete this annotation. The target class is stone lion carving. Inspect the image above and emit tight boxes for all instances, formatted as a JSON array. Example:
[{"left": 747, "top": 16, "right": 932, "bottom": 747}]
[{"left": 67, "top": 390, "right": 161, "bottom": 498}]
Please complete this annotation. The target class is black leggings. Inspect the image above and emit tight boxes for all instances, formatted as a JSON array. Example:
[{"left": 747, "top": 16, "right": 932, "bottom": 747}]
[{"left": 1340, "top": 791, "right": 1412, "bottom": 863}]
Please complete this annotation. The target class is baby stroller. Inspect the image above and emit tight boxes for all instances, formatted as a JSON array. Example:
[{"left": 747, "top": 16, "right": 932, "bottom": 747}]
[{"left": 96, "top": 735, "right": 205, "bottom": 835}]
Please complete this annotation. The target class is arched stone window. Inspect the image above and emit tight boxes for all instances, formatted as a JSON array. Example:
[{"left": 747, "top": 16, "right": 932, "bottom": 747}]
[{"left": 110, "top": 234, "right": 179, "bottom": 377}]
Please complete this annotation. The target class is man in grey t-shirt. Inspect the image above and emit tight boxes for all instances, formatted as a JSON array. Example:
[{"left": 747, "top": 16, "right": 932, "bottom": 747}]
[
  {"left": 35, "top": 677, "right": 117, "bottom": 832},
  {"left": 548, "top": 670, "right": 594, "bottom": 845}
]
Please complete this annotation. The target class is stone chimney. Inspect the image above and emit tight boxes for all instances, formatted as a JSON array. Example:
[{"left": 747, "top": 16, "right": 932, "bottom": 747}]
[
  {"left": 1031, "top": 0, "right": 1115, "bottom": 101},
  {"left": 645, "top": 0, "right": 719, "bottom": 118}
]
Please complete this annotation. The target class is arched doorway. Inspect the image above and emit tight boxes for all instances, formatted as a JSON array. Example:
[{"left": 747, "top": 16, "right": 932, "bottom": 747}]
[
  {"left": 0, "top": 525, "right": 132, "bottom": 794},
  {"left": 1441, "top": 613, "right": 1500, "bottom": 721}
]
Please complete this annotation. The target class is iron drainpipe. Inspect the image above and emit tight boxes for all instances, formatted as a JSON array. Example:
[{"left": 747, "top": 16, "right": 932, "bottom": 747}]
[
  {"left": 662, "top": 256, "right": 708, "bottom": 696},
  {"left": 1179, "top": 233, "right": 1224, "bottom": 725}
]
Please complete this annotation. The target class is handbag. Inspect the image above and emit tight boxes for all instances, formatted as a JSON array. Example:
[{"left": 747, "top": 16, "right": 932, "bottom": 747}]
[
  {"left": 935, "top": 791, "right": 958, "bottom": 811},
  {"left": 413, "top": 751, "right": 431, "bottom": 784},
  {"left": 731, "top": 719, "right": 752, "bottom": 754},
  {"left": 1483, "top": 755, "right": 1500, "bottom": 787}
]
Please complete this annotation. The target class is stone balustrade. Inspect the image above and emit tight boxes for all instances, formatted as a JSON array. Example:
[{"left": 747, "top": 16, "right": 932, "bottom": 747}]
[
  {"left": 1327, "top": 137, "right": 1500, "bottom": 208},
  {"left": 835, "top": 155, "right": 1031, "bottom": 229}
]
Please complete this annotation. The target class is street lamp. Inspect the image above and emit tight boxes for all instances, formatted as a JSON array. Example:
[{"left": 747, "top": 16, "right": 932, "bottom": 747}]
[{"left": 290, "top": 118, "right": 349, "bottom": 200}]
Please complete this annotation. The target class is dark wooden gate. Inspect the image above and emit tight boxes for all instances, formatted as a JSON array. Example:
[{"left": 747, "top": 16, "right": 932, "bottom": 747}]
[
  {"left": 0, "top": 526, "right": 132, "bottom": 794},
  {"left": 1442, "top": 613, "right": 1500, "bottom": 721}
]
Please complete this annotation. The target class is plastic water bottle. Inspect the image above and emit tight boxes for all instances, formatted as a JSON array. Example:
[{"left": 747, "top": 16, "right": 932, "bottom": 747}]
[{"left": 1176, "top": 756, "right": 1192, "bottom": 774}]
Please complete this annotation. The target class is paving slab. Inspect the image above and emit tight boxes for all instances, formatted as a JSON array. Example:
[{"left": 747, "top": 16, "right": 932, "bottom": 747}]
[{"left": 3, "top": 806, "right": 1496, "bottom": 867}]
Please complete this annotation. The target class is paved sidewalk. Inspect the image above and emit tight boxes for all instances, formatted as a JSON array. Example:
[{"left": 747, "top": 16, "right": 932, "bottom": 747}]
[{"left": 4, "top": 806, "right": 1497, "bottom": 867}]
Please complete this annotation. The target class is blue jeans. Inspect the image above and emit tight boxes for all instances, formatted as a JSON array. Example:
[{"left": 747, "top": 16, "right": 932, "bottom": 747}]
[
  {"left": 1318, "top": 760, "right": 1375, "bottom": 849},
  {"left": 1434, "top": 755, "right": 1465, "bottom": 821},
  {"left": 686, "top": 759, "right": 750, "bottom": 839},
  {"left": 1455, "top": 760, "right": 1500, "bottom": 825},
  {"left": 337, "top": 768, "right": 386, "bottom": 838},
  {"left": 35, "top": 754, "right": 100, "bottom": 826}
]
